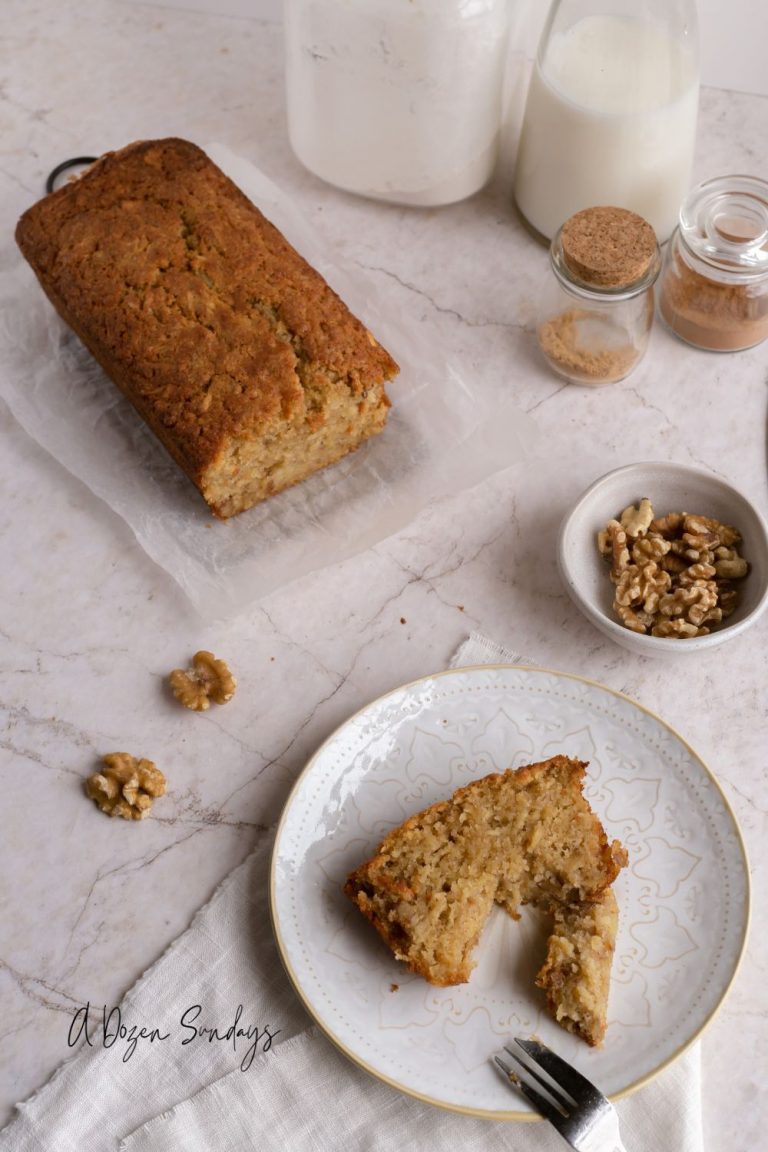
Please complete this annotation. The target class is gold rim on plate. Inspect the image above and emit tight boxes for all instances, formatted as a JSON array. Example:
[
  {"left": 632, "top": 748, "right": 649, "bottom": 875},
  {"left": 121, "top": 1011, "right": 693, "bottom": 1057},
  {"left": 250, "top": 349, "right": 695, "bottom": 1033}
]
[{"left": 269, "top": 663, "right": 751, "bottom": 1121}]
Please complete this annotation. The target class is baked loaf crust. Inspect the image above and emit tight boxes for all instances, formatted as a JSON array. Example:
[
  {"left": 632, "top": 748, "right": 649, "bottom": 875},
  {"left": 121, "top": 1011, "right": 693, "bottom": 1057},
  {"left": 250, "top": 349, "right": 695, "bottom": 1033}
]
[
  {"left": 15, "top": 138, "right": 398, "bottom": 517},
  {"left": 344, "top": 755, "right": 627, "bottom": 1046}
]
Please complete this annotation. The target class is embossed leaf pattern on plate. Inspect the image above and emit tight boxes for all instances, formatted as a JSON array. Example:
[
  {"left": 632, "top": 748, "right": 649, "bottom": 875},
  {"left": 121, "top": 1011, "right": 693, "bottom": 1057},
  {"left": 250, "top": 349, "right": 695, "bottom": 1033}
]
[{"left": 271, "top": 666, "right": 749, "bottom": 1118}]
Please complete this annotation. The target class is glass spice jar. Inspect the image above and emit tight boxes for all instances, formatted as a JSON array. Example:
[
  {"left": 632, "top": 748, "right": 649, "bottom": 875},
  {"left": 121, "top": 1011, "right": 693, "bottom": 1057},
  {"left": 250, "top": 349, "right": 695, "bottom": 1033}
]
[
  {"left": 659, "top": 175, "right": 768, "bottom": 352},
  {"left": 536, "top": 206, "right": 662, "bottom": 386}
]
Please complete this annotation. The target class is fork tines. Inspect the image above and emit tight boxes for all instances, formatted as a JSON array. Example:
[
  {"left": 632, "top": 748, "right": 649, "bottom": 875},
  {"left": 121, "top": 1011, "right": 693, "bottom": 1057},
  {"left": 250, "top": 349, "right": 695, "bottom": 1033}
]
[{"left": 494, "top": 1037, "right": 613, "bottom": 1146}]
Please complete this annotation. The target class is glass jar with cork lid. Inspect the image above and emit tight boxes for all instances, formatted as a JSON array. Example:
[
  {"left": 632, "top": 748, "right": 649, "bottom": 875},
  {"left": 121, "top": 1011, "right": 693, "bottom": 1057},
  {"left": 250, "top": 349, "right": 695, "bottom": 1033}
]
[{"left": 536, "top": 206, "right": 662, "bottom": 386}]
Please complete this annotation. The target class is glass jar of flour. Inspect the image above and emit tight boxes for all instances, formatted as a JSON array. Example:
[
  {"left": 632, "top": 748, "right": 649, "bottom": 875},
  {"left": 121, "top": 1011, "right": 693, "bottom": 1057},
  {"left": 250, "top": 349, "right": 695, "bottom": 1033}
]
[
  {"left": 284, "top": 0, "right": 512, "bottom": 206},
  {"left": 514, "top": 0, "right": 699, "bottom": 244}
]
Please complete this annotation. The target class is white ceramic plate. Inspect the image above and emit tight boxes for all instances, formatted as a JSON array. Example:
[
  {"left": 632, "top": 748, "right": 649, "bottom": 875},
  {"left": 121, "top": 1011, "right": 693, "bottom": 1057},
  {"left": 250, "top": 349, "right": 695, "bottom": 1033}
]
[{"left": 270, "top": 665, "right": 749, "bottom": 1119}]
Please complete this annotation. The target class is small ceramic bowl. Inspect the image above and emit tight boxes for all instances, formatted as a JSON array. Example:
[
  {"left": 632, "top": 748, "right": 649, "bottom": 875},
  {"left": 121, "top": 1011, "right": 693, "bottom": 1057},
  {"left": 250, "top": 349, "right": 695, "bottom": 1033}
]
[{"left": 557, "top": 462, "right": 768, "bottom": 655}]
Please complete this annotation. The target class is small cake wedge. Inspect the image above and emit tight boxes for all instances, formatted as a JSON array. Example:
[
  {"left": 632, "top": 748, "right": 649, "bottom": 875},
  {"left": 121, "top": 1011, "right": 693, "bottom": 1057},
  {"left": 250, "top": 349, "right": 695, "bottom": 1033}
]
[{"left": 535, "top": 888, "right": 620, "bottom": 1046}]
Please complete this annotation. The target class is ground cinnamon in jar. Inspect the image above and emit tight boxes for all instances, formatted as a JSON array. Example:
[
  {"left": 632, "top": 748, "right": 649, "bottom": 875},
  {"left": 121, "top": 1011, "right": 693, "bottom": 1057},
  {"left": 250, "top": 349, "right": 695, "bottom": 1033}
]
[
  {"left": 659, "top": 175, "right": 768, "bottom": 352},
  {"left": 536, "top": 207, "right": 661, "bottom": 387}
]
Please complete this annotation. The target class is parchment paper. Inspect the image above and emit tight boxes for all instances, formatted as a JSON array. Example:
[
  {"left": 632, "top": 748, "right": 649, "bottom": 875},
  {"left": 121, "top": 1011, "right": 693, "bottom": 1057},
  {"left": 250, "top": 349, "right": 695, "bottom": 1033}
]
[{"left": 0, "top": 144, "right": 538, "bottom": 617}]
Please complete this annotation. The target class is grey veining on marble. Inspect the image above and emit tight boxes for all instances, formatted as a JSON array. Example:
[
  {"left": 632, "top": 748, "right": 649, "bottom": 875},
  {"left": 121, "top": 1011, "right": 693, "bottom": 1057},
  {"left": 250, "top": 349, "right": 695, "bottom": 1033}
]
[{"left": 1, "top": 2, "right": 767, "bottom": 1149}]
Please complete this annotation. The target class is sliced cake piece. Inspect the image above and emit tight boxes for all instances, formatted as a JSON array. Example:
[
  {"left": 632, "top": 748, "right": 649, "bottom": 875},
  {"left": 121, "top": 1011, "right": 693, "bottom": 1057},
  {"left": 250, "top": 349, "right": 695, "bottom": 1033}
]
[
  {"left": 344, "top": 755, "right": 627, "bottom": 1009},
  {"left": 344, "top": 781, "right": 500, "bottom": 986}
]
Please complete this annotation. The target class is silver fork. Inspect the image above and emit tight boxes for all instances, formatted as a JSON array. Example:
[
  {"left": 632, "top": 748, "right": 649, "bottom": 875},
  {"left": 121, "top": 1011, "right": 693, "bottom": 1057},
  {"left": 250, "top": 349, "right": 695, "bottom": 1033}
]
[{"left": 493, "top": 1037, "right": 628, "bottom": 1152}]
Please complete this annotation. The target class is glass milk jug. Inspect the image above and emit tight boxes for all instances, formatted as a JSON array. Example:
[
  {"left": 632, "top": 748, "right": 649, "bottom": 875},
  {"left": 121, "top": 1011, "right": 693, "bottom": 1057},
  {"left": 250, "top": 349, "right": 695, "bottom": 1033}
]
[
  {"left": 284, "top": 0, "right": 512, "bottom": 206},
  {"left": 514, "top": 0, "right": 699, "bottom": 243}
]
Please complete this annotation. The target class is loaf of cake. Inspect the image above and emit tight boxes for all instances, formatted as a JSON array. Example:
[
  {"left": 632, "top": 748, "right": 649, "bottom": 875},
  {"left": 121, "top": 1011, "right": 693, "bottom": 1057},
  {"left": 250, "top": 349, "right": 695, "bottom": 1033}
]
[
  {"left": 15, "top": 138, "right": 398, "bottom": 518},
  {"left": 344, "top": 755, "right": 627, "bottom": 1045}
]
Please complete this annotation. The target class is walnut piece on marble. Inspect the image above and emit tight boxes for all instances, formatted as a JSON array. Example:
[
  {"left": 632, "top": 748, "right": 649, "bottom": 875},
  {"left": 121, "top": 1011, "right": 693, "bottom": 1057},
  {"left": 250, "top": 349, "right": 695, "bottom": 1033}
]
[
  {"left": 169, "top": 650, "right": 237, "bottom": 711},
  {"left": 85, "top": 753, "right": 166, "bottom": 820},
  {"left": 598, "top": 499, "right": 749, "bottom": 639}
]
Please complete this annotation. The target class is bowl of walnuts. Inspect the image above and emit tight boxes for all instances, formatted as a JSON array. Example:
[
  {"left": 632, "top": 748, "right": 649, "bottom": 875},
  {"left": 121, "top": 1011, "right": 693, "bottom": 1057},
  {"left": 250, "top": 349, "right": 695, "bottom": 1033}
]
[{"left": 557, "top": 461, "right": 768, "bottom": 655}]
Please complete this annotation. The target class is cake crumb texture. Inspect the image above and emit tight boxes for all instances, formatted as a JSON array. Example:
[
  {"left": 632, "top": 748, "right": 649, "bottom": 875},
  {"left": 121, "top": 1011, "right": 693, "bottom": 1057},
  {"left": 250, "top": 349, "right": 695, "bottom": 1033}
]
[
  {"left": 15, "top": 138, "right": 398, "bottom": 517},
  {"left": 535, "top": 888, "right": 620, "bottom": 1046},
  {"left": 344, "top": 755, "right": 627, "bottom": 1046}
]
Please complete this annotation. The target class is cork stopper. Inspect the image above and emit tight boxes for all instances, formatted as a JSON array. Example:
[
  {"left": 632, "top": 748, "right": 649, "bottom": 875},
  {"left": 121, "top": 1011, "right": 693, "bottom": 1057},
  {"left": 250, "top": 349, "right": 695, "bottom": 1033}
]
[{"left": 560, "top": 207, "right": 658, "bottom": 289}]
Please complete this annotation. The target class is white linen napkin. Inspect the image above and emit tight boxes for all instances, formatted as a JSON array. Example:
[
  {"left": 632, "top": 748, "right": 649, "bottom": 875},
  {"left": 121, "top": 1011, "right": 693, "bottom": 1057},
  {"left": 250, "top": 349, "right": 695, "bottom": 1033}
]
[
  {"left": 1, "top": 633, "right": 703, "bottom": 1152},
  {"left": 121, "top": 1027, "right": 702, "bottom": 1152}
]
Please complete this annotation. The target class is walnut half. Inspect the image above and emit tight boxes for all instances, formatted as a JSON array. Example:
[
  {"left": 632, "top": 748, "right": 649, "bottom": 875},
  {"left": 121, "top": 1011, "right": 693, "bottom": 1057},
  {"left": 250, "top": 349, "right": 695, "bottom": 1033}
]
[
  {"left": 85, "top": 753, "right": 166, "bottom": 820},
  {"left": 169, "top": 650, "right": 237, "bottom": 711},
  {"left": 619, "top": 498, "right": 654, "bottom": 539}
]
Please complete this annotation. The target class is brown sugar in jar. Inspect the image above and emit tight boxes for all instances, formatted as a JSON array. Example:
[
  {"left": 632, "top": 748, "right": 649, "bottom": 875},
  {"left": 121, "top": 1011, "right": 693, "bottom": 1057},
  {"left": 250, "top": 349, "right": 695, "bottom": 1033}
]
[
  {"left": 659, "top": 175, "right": 768, "bottom": 352},
  {"left": 537, "top": 207, "right": 661, "bottom": 386}
]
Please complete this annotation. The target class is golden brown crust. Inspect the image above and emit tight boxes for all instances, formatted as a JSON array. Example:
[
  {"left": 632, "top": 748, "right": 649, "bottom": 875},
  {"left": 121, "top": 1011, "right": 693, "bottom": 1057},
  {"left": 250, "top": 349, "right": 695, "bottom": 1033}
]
[{"left": 15, "top": 138, "right": 398, "bottom": 516}]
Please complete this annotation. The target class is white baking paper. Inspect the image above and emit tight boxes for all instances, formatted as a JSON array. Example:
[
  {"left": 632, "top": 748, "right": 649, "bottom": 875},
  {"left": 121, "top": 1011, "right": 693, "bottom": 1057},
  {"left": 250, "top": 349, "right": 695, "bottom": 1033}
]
[{"left": 0, "top": 144, "right": 539, "bottom": 617}]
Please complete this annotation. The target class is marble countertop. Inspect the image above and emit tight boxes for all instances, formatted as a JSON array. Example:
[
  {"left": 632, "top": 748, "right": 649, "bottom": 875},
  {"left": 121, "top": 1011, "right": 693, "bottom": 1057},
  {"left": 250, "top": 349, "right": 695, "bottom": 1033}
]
[{"left": 1, "top": 2, "right": 766, "bottom": 1148}]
